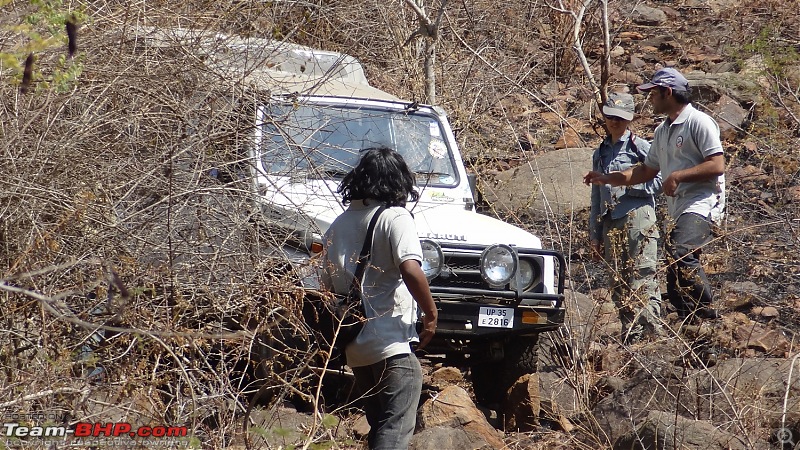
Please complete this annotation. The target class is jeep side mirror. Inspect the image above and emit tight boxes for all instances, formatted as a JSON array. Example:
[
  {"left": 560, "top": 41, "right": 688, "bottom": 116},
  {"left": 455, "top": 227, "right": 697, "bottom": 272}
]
[{"left": 466, "top": 173, "right": 478, "bottom": 210}]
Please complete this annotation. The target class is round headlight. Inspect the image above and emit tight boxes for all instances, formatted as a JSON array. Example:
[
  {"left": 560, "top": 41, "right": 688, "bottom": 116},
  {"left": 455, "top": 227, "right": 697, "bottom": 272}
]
[
  {"left": 510, "top": 259, "right": 536, "bottom": 291},
  {"left": 480, "top": 244, "right": 517, "bottom": 287},
  {"left": 420, "top": 239, "right": 443, "bottom": 281}
]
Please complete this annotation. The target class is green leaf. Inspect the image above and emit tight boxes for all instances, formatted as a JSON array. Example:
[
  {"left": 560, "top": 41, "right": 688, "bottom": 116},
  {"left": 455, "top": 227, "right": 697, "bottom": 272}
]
[
  {"left": 321, "top": 414, "right": 339, "bottom": 429},
  {"left": 309, "top": 442, "right": 334, "bottom": 450},
  {"left": 0, "top": 53, "right": 21, "bottom": 71},
  {"left": 271, "top": 427, "right": 292, "bottom": 438}
]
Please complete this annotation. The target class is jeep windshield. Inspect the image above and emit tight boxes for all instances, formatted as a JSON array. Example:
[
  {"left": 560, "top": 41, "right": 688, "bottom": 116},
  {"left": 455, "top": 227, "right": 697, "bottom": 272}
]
[{"left": 258, "top": 103, "right": 459, "bottom": 187}]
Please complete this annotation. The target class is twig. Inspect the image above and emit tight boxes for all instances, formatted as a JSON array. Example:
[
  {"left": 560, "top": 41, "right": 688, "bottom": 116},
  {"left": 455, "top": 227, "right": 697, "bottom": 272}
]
[
  {"left": 0, "top": 281, "right": 253, "bottom": 341},
  {"left": 0, "top": 387, "right": 89, "bottom": 409},
  {"left": 772, "top": 74, "right": 800, "bottom": 130},
  {"left": 444, "top": 10, "right": 589, "bottom": 147},
  {"left": 781, "top": 348, "right": 800, "bottom": 434}
]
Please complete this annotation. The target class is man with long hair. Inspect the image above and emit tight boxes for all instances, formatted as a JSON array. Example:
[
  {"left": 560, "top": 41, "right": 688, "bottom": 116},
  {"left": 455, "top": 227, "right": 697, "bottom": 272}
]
[{"left": 321, "top": 147, "right": 438, "bottom": 449}]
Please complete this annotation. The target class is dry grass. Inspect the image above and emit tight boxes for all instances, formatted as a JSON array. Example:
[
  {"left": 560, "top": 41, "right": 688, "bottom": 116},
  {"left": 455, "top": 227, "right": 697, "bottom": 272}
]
[{"left": 1, "top": 0, "right": 799, "bottom": 449}]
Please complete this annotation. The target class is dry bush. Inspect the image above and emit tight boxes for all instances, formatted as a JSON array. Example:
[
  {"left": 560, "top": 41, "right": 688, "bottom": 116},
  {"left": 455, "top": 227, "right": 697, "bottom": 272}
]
[
  {"left": 1, "top": 2, "right": 337, "bottom": 447},
  {"left": 1, "top": 0, "right": 799, "bottom": 449}
]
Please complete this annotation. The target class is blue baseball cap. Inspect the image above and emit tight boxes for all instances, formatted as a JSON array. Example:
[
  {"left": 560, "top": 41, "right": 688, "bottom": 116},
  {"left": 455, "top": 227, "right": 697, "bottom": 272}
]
[{"left": 637, "top": 67, "right": 690, "bottom": 92}]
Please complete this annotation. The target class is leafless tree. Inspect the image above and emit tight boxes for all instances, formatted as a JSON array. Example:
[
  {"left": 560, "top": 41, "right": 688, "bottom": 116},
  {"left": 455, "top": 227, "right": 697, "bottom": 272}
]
[{"left": 403, "top": 0, "right": 448, "bottom": 105}]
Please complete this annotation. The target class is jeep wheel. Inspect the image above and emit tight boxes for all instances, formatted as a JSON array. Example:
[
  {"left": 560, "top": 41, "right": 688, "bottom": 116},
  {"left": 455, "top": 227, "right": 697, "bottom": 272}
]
[
  {"left": 248, "top": 310, "right": 315, "bottom": 405},
  {"left": 471, "top": 334, "right": 539, "bottom": 405}
]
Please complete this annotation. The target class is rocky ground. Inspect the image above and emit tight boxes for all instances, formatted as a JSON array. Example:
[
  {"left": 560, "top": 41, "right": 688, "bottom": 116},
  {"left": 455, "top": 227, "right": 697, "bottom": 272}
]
[
  {"left": 251, "top": 1, "right": 800, "bottom": 448},
  {"left": 2, "top": 0, "right": 798, "bottom": 449}
]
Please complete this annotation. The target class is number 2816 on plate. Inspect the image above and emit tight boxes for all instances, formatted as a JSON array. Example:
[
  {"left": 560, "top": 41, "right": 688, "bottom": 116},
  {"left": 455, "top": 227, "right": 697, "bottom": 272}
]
[{"left": 478, "top": 306, "right": 514, "bottom": 328}]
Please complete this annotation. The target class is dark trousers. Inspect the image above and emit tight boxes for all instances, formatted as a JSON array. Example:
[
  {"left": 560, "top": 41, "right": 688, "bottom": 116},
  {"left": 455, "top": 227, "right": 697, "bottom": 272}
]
[
  {"left": 352, "top": 353, "right": 422, "bottom": 450},
  {"left": 665, "top": 212, "right": 715, "bottom": 317}
]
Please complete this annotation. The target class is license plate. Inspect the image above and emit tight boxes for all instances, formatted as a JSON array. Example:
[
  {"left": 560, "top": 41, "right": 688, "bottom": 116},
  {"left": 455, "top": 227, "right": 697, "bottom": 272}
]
[{"left": 478, "top": 307, "right": 514, "bottom": 328}]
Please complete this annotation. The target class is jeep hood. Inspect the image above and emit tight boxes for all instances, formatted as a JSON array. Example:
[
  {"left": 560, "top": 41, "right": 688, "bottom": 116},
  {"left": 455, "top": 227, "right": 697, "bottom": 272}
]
[
  {"left": 296, "top": 187, "right": 542, "bottom": 249},
  {"left": 411, "top": 206, "right": 542, "bottom": 249}
]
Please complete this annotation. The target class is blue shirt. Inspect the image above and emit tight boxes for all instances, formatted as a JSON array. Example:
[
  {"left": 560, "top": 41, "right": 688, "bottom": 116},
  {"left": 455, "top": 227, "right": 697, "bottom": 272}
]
[{"left": 589, "top": 130, "right": 662, "bottom": 241}]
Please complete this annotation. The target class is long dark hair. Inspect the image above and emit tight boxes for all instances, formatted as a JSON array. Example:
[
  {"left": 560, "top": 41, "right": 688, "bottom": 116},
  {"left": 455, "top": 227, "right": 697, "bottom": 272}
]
[{"left": 338, "top": 147, "right": 420, "bottom": 207}]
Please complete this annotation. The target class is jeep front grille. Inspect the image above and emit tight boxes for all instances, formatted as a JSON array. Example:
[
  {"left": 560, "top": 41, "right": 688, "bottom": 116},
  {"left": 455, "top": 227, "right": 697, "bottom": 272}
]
[{"left": 428, "top": 254, "right": 485, "bottom": 289}]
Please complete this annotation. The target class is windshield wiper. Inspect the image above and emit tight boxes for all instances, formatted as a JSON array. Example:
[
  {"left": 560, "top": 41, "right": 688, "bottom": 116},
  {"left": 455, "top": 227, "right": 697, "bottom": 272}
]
[
  {"left": 310, "top": 167, "right": 350, "bottom": 179},
  {"left": 415, "top": 171, "right": 450, "bottom": 178}
]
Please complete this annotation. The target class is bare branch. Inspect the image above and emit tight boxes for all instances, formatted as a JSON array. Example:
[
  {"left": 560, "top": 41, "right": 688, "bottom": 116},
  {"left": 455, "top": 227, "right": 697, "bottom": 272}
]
[
  {"left": 0, "top": 387, "right": 90, "bottom": 409},
  {"left": 403, "top": 0, "right": 448, "bottom": 104}
]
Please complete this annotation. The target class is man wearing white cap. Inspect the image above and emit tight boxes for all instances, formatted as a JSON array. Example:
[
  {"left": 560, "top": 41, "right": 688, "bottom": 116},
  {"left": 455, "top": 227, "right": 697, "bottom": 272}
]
[
  {"left": 589, "top": 92, "right": 663, "bottom": 343},
  {"left": 584, "top": 68, "right": 725, "bottom": 323}
]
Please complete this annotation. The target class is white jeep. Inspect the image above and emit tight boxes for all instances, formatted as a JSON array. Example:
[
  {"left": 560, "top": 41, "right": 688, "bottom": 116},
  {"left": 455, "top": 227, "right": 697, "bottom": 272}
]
[
  {"left": 140, "top": 27, "right": 566, "bottom": 402},
  {"left": 242, "top": 41, "right": 566, "bottom": 402}
]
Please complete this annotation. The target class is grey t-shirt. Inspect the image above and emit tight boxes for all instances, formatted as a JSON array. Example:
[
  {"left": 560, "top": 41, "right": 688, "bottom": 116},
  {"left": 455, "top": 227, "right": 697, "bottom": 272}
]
[
  {"left": 321, "top": 199, "right": 423, "bottom": 368},
  {"left": 644, "top": 104, "right": 726, "bottom": 222}
]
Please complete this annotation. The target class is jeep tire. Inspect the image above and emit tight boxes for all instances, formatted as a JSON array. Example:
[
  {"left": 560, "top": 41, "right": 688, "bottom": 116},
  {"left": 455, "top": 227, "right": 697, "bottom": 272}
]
[{"left": 471, "top": 334, "right": 539, "bottom": 405}]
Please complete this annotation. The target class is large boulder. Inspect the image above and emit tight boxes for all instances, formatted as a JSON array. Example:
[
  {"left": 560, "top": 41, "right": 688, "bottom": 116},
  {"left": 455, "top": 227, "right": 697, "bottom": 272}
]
[
  {"left": 684, "top": 71, "right": 763, "bottom": 106},
  {"left": 613, "top": 410, "right": 750, "bottom": 450},
  {"left": 591, "top": 357, "right": 800, "bottom": 445},
  {"left": 414, "top": 385, "right": 505, "bottom": 450},
  {"left": 481, "top": 147, "right": 594, "bottom": 216}
]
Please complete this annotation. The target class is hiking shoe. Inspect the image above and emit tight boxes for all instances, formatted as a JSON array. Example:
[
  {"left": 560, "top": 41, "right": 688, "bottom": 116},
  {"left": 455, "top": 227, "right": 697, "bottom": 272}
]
[
  {"left": 694, "top": 307, "right": 721, "bottom": 320},
  {"left": 700, "top": 348, "right": 718, "bottom": 367}
]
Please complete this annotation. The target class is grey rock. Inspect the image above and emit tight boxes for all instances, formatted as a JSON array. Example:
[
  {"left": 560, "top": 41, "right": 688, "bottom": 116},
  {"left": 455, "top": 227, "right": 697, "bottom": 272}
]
[
  {"left": 629, "top": 54, "right": 647, "bottom": 70},
  {"left": 712, "top": 95, "right": 749, "bottom": 140},
  {"left": 480, "top": 147, "right": 594, "bottom": 216},
  {"left": 631, "top": 5, "right": 667, "bottom": 25},
  {"left": 685, "top": 71, "right": 763, "bottom": 105},
  {"left": 592, "top": 357, "right": 800, "bottom": 444},
  {"left": 613, "top": 410, "right": 749, "bottom": 450}
]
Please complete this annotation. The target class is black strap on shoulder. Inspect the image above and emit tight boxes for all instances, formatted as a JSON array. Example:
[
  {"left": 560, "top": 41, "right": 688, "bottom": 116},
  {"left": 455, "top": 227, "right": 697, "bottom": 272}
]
[
  {"left": 349, "top": 204, "right": 387, "bottom": 296},
  {"left": 629, "top": 131, "right": 638, "bottom": 153},
  {"left": 629, "top": 131, "right": 646, "bottom": 163}
]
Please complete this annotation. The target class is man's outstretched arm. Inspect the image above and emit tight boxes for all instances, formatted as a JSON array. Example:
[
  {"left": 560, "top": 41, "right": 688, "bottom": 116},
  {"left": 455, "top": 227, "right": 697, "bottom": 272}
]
[{"left": 584, "top": 163, "right": 660, "bottom": 188}]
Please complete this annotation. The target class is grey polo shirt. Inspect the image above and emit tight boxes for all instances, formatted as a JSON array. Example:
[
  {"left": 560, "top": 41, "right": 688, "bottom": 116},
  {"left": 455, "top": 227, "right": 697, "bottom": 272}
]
[{"left": 644, "top": 104, "right": 726, "bottom": 222}]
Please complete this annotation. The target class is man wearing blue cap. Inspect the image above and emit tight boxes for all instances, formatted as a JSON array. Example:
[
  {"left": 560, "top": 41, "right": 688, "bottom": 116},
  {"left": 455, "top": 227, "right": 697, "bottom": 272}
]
[{"left": 584, "top": 67, "right": 726, "bottom": 324}]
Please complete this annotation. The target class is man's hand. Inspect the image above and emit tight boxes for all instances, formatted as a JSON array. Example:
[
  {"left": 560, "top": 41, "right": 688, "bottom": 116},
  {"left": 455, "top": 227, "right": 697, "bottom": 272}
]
[
  {"left": 585, "top": 165, "right": 658, "bottom": 188},
  {"left": 418, "top": 313, "right": 437, "bottom": 349},
  {"left": 400, "top": 259, "right": 438, "bottom": 350},
  {"left": 663, "top": 172, "right": 680, "bottom": 196},
  {"left": 662, "top": 154, "right": 725, "bottom": 197},
  {"left": 583, "top": 171, "right": 608, "bottom": 186}
]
